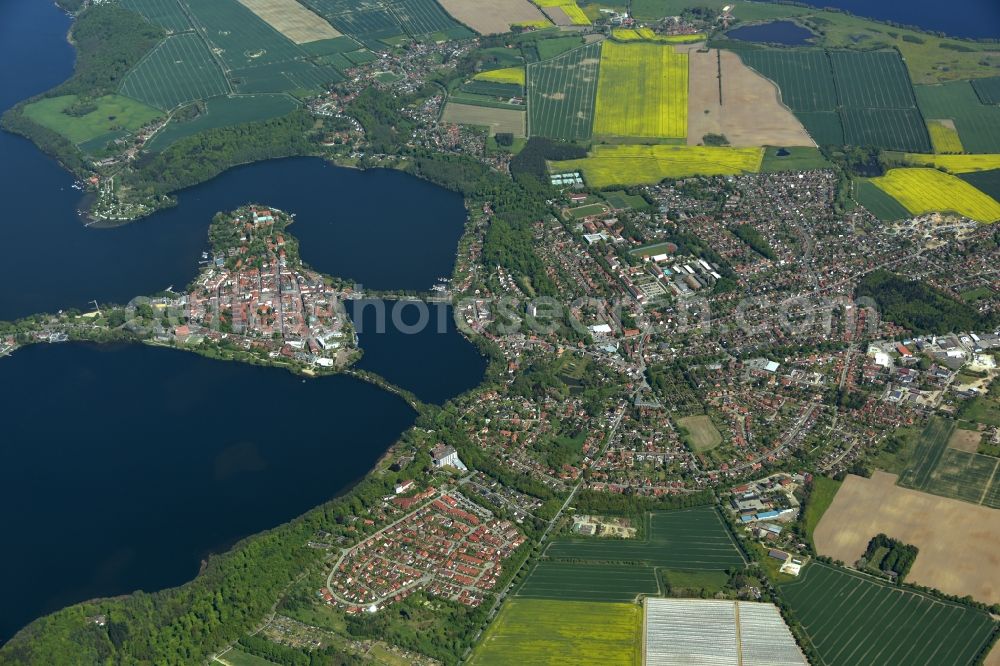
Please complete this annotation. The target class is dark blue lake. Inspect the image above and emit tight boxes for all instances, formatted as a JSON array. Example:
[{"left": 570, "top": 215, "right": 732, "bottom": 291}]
[
  {"left": 0, "top": 0, "right": 486, "bottom": 646},
  {"left": 788, "top": 0, "right": 1000, "bottom": 39},
  {"left": 349, "top": 300, "right": 487, "bottom": 405},
  {"left": 0, "top": 4, "right": 469, "bottom": 322},
  {"left": 0, "top": 343, "right": 417, "bottom": 643},
  {"left": 726, "top": 20, "right": 816, "bottom": 46}
]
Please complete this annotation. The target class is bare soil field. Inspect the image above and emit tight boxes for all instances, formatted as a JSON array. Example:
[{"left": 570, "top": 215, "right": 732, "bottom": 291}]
[
  {"left": 814, "top": 471, "right": 1000, "bottom": 604},
  {"left": 541, "top": 6, "right": 574, "bottom": 26},
  {"left": 686, "top": 47, "right": 814, "bottom": 148},
  {"left": 236, "top": 0, "right": 341, "bottom": 43},
  {"left": 442, "top": 103, "right": 526, "bottom": 137},
  {"left": 948, "top": 427, "right": 983, "bottom": 453},
  {"left": 437, "top": 0, "right": 548, "bottom": 34}
]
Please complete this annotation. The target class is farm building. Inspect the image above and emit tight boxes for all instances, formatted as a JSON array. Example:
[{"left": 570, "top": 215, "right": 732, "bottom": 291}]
[{"left": 645, "top": 598, "right": 806, "bottom": 666}]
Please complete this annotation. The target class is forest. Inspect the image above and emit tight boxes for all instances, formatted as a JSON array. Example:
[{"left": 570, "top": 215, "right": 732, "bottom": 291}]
[{"left": 856, "top": 270, "right": 993, "bottom": 334}]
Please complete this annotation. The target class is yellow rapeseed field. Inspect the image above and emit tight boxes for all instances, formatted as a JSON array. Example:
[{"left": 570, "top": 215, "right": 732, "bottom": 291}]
[
  {"left": 871, "top": 168, "right": 1000, "bottom": 223},
  {"left": 900, "top": 153, "right": 1000, "bottom": 173},
  {"left": 532, "top": 0, "right": 590, "bottom": 25},
  {"left": 474, "top": 67, "right": 526, "bottom": 86},
  {"left": 612, "top": 27, "right": 706, "bottom": 43},
  {"left": 551, "top": 144, "right": 764, "bottom": 187},
  {"left": 468, "top": 599, "right": 641, "bottom": 666},
  {"left": 926, "top": 120, "right": 964, "bottom": 153},
  {"left": 593, "top": 41, "right": 688, "bottom": 139}
]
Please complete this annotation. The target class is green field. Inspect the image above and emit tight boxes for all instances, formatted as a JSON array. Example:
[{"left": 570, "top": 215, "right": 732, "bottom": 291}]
[
  {"left": 21, "top": 94, "right": 161, "bottom": 146},
  {"left": 120, "top": 0, "right": 191, "bottom": 32},
  {"left": 854, "top": 178, "right": 910, "bottom": 221},
  {"left": 469, "top": 599, "right": 641, "bottom": 666},
  {"left": 229, "top": 60, "right": 343, "bottom": 95},
  {"left": 182, "top": 0, "right": 314, "bottom": 69},
  {"left": 972, "top": 76, "right": 1000, "bottom": 105},
  {"left": 923, "top": 448, "right": 999, "bottom": 506},
  {"left": 544, "top": 507, "right": 745, "bottom": 570},
  {"left": 961, "top": 169, "right": 1000, "bottom": 202},
  {"left": 779, "top": 563, "right": 996, "bottom": 666},
  {"left": 898, "top": 417, "right": 956, "bottom": 490},
  {"left": 535, "top": 35, "right": 585, "bottom": 61},
  {"left": 915, "top": 81, "right": 1000, "bottom": 153},
  {"left": 802, "top": 476, "right": 841, "bottom": 546},
  {"left": 840, "top": 107, "right": 930, "bottom": 153},
  {"left": 526, "top": 42, "right": 601, "bottom": 141},
  {"left": 829, "top": 50, "right": 918, "bottom": 109},
  {"left": 676, "top": 415, "right": 722, "bottom": 452},
  {"left": 735, "top": 49, "right": 837, "bottom": 112},
  {"left": 120, "top": 33, "right": 231, "bottom": 110},
  {"left": 215, "top": 648, "right": 279, "bottom": 666},
  {"left": 794, "top": 111, "right": 844, "bottom": 146},
  {"left": 145, "top": 94, "right": 300, "bottom": 151},
  {"left": 516, "top": 562, "right": 661, "bottom": 602},
  {"left": 896, "top": 415, "right": 1000, "bottom": 507},
  {"left": 760, "top": 146, "right": 832, "bottom": 172},
  {"left": 736, "top": 48, "right": 930, "bottom": 151},
  {"left": 303, "top": 0, "right": 470, "bottom": 48},
  {"left": 601, "top": 190, "right": 649, "bottom": 209}
]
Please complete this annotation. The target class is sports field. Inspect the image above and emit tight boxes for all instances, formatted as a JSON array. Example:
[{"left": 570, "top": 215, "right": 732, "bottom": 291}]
[
  {"left": 474, "top": 67, "right": 526, "bottom": 86},
  {"left": 236, "top": 0, "right": 342, "bottom": 43},
  {"left": 676, "top": 415, "right": 722, "bottom": 452},
  {"left": 516, "top": 562, "right": 660, "bottom": 602},
  {"left": 469, "top": 599, "right": 641, "bottom": 666},
  {"left": 21, "top": 94, "right": 161, "bottom": 145},
  {"left": 592, "top": 42, "right": 688, "bottom": 139},
  {"left": 119, "top": 33, "right": 231, "bottom": 110},
  {"left": 526, "top": 42, "right": 600, "bottom": 141},
  {"left": 871, "top": 168, "right": 1000, "bottom": 223},
  {"left": 927, "top": 120, "right": 964, "bottom": 153},
  {"left": 916, "top": 81, "right": 1000, "bottom": 153},
  {"left": 544, "top": 507, "right": 746, "bottom": 570},
  {"left": 815, "top": 471, "right": 1000, "bottom": 604},
  {"left": 144, "top": 94, "right": 300, "bottom": 151},
  {"left": 779, "top": 562, "right": 997, "bottom": 666},
  {"left": 550, "top": 144, "right": 764, "bottom": 188},
  {"left": 898, "top": 153, "right": 1000, "bottom": 174}
]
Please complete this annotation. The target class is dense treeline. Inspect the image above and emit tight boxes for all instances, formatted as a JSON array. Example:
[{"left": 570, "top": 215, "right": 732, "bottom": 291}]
[
  {"left": 856, "top": 270, "right": 992, "bottom": 334},
  {"left": 510, "top": 138, "right": 587, "bottom": 182},
  {"left": 56, "top": 5, "right": 164, "bottom": 96},
  {"left": 125, "top": 111, "right": 317, "bottom": 195},
  {"left": 238, "top": 635, "right": 362, "bottom": 665},
  {"left": 572, "top": 489, "right": 714, "bottom": 514},
  {"left": 863, "top": 533, "right": 919, "bottom": 581},
  {"left": 731, "top": 223, "right": 776, "bottom": 260},
  {"left": 411, "top": 152, "right": 557, "bottom": 295},
  {"left": 0, "top": 110, "right": 89, "bottom": 174}
]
